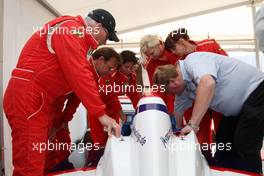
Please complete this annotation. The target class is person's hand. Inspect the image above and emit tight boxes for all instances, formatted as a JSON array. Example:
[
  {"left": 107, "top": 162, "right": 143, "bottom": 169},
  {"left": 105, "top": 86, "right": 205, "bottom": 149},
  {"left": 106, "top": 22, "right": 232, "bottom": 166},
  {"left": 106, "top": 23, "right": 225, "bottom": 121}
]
[
  {"left": 180, "top": 123, "right": 199, "bottom": 135},
  {"left": 180, "top": 125, "right": 193, "bottom": 136},
  {"left": 119, "top": 110, "right": 127, "bottom": 124},
  {"left": 99, "top": 114, "right": 121, "bottom": 137}
]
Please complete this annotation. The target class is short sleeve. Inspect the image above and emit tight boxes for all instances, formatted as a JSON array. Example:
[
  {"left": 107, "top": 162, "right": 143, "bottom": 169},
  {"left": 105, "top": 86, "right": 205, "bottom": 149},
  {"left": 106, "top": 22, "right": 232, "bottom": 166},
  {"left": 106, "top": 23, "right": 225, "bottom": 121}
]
[{"left": 184, "top": 52, "right": 219, "bottom": 84}]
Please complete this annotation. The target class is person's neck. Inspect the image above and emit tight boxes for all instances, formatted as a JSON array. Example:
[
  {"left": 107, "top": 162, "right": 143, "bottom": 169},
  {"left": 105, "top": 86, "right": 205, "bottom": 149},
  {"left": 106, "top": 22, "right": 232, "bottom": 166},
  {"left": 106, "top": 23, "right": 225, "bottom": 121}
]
[{"left": 185, "top": 42, "right": 196, "bottom": 55}]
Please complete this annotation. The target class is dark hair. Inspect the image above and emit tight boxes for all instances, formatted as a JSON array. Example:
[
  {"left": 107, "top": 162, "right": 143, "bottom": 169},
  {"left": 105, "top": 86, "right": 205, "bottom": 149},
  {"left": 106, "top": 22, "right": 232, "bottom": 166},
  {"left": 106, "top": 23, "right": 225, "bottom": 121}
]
[
  {"left": 165, "top": 28, "right": 190, "bottom": 50},
  {"left": 120, "top": 50, "right": 139, "bottom": 65},
  {"left": 92, "top": 47, "right": 121, "bottom": 63}
]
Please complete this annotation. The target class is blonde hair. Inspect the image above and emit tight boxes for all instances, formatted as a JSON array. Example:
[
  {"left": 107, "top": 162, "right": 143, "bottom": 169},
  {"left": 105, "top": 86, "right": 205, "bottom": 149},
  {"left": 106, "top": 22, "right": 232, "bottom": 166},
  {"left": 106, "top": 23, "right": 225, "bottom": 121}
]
[
  {"left": 153, "top": 64, "right": 178, "bottom": 86},
  {"left": 139, "top": 35, "right": 161, "bottom": 57}
]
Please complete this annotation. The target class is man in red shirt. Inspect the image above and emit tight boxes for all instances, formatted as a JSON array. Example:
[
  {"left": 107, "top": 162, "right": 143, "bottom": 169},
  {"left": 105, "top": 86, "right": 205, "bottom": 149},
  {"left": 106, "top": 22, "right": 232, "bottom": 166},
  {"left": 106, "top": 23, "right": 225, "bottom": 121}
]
[
  {"left": 165, "top": 28, "right": 228, "bottom": 144},
  {"left": 84, "top": 50, "right": 141, "bottom": 167},
  {"left": 45, "top": 47, "right": 121, "bottom": 172},
  {"left": 139, "top": 35, "right": 180, "bottom": 115},
  {"left": 3, "top": 9, "right": 121, "bottom": 176},
  {"left": 90, "top": 50, "right": 141, "bottom": 147}
]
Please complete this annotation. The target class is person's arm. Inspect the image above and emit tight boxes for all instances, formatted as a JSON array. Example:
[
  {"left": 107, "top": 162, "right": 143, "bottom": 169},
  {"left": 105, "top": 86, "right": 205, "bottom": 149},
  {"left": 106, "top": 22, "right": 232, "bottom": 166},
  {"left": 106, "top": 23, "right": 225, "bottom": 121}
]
[
  {"left": 99, "top": 75, "right": 123, "bottom": 120},
  {"left": 174, "top": 111, "right": 184, "bottom": 128},
  {"left": 181, "top": 75, "right": 215, "bottom": 134},
  {"left": 52, "top": 21, "right": 120, "bottom": 137},
  {"left": 174, "top": 92, "right": 193, "bottom": 128}
]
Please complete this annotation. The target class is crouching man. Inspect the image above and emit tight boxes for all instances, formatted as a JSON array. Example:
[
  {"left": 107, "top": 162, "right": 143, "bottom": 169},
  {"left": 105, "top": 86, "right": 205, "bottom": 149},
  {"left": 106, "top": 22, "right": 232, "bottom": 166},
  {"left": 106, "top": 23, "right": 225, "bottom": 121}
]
[{"left": 153, "top": 52, "right": 264, "bottom": 174}]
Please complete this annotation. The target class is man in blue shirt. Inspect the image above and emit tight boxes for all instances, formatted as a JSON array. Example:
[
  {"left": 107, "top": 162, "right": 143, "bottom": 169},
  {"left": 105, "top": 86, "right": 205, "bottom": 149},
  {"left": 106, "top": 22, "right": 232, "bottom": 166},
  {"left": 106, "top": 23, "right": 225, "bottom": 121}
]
[{"left": 153, "top": 52, "right": 264, "bottom": 174}]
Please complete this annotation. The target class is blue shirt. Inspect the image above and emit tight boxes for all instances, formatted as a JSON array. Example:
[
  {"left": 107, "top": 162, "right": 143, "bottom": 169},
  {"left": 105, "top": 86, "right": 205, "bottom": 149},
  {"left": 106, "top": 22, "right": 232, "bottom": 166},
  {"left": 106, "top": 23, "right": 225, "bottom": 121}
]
[{"left": 175, "top": 52, "right": 264, "bottom": 116}]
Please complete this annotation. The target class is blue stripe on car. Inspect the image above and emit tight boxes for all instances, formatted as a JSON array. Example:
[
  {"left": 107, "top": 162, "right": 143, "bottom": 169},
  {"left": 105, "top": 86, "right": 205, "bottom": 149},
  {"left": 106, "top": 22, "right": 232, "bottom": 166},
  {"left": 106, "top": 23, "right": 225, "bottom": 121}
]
[{"left": 135, "top": 103, "right": 168, "bottom": 115}]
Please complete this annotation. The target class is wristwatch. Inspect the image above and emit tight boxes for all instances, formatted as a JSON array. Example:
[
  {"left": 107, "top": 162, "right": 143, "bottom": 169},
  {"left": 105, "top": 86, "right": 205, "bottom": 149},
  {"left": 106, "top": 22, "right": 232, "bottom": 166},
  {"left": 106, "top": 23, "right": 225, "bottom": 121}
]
[{"left": 188, "top": 121, "right": 200, "bottom": 132}]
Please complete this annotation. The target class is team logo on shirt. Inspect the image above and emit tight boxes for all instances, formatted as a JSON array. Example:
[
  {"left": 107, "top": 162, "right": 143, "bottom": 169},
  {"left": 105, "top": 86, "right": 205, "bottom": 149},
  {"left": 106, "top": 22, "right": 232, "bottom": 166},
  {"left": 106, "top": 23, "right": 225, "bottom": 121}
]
[
  {"left": 71, "top": 31, "right": 84, "bottom": 38},
  {"left": 86, "top": 47, "right": 93, "bottom": 59}
]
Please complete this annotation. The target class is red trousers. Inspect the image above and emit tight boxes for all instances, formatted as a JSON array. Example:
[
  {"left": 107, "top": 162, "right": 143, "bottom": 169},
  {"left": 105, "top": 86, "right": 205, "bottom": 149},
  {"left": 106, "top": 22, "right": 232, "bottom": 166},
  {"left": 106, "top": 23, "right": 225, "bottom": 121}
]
[
  {"left": 4, "top": 79, "right": 68, "bottom": 175},
  {"left": 4, "top": 79, "right": 51, "bottom": 175}
]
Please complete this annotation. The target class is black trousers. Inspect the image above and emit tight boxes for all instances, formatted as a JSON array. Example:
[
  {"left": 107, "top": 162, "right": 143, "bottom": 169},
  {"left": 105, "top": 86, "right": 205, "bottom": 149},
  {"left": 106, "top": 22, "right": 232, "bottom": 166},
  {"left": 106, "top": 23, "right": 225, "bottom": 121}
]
[{"left": 215, "top": 80, "right": 264, "bottom": 174}]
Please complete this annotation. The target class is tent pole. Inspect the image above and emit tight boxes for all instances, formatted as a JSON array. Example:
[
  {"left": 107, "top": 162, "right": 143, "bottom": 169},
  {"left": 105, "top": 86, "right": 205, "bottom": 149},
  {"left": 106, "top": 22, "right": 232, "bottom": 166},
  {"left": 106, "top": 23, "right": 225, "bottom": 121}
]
[
  {"left": 251, "top": 0, "right": 261, "bottom": 70},
  {"left": 37, "top": 0, "right": 61, "bottom": 17},
  {"left": 0, "top": 0, "right": 4, "bottom": 174}
]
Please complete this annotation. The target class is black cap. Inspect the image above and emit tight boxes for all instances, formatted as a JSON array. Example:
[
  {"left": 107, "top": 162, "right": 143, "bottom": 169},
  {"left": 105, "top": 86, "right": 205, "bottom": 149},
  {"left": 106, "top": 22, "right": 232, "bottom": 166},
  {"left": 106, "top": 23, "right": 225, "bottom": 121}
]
[{"left": 88, "top": 9, "right": 119, "bottom": 42}]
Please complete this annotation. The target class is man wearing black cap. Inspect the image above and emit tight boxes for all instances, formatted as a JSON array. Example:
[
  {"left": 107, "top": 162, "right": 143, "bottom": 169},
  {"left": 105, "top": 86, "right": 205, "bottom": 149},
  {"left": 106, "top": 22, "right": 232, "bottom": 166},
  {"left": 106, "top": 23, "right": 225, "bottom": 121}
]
[
  {"left": 3, "top": 9, "right": 120, "bottom": 176},
  {"left": 87, "top": 9, "right": 119, "bottom": 43}
]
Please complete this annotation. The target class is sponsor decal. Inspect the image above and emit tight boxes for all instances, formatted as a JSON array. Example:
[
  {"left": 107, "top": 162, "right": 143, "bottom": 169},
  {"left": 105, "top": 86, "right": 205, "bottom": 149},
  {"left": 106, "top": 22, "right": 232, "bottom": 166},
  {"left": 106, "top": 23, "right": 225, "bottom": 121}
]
[
  {"left": 132, "top": 125, "right": 146, "bottom": 146},
  {"left": 160, "top": 129, "right": 172, "bottom": 148}
]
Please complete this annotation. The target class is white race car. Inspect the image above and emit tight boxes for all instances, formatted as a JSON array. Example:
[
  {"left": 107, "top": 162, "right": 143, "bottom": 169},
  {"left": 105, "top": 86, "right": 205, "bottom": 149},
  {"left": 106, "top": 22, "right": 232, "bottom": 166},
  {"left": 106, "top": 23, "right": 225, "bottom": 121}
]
[{"left": 49, "top": 96, "right": 262, "bottom": 176}]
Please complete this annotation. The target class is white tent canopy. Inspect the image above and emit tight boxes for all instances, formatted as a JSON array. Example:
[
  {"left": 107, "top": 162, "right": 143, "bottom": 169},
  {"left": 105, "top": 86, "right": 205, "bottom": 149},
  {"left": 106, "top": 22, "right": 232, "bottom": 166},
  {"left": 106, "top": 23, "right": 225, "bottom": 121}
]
[
  {"left": 43, "top": 0, "right": 260, "bottom": 33},
  {"left": 41, "top": 0, "right": 264, "bottom": 70}
]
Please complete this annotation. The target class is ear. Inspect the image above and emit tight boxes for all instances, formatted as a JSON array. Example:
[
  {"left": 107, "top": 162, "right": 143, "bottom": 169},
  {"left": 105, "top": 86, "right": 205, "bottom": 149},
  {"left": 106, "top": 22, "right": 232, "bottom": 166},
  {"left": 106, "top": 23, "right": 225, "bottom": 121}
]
[
  {"left": 97, "top": 23, "right": 103, "bottom": 28},
  {"left": 98, "top": 56, "right": 105, "bottom": 62},
  {"left": 160, "top": 43, "right": 165, "bottom": 50}
]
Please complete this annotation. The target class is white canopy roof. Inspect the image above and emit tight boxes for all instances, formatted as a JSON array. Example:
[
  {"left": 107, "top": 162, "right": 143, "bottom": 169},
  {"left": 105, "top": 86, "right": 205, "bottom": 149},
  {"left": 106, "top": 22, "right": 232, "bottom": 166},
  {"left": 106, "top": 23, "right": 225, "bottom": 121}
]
[{"left": 44, "top": 0, "right": 258, "bottom": 34}]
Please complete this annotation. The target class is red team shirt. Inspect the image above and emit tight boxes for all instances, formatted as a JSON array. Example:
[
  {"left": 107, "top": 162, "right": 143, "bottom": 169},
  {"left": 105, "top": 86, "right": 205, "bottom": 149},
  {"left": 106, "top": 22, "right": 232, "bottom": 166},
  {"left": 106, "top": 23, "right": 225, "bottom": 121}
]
[
  {"left": 145, "top": 49, "right": 180, "bottom": 114},
  {"left": 144, "top": 39, "right": 227, "bottom": 144}
]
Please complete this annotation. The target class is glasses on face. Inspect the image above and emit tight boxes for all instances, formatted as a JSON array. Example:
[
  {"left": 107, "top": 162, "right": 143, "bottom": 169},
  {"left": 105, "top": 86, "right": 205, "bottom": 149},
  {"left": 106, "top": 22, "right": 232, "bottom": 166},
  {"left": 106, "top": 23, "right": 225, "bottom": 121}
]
[{"left": 104, "top": 62, "right": 115, "bottom": 72}]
